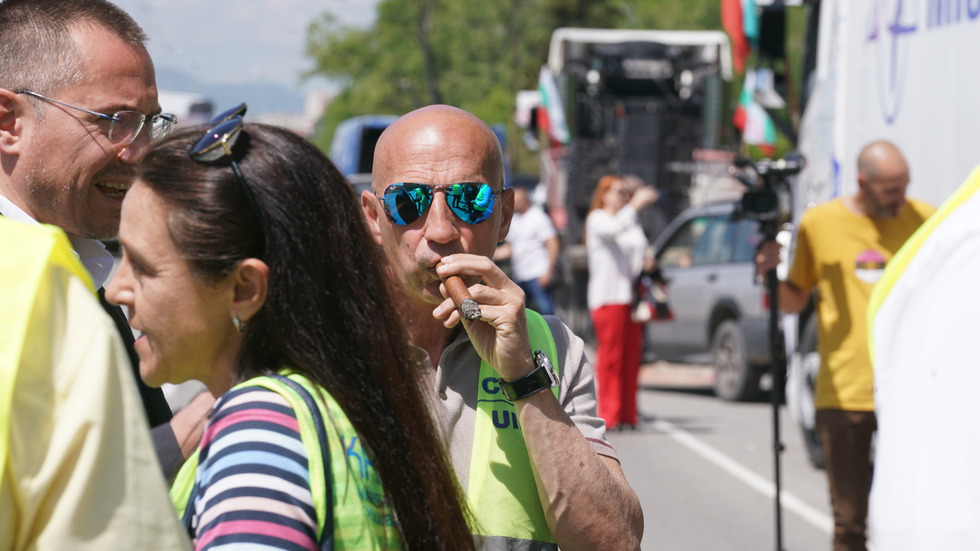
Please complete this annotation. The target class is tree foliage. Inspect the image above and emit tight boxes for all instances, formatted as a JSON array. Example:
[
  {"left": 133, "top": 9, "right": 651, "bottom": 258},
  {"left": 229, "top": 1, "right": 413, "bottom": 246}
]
[{"left": 304, "top": 0, "right": 797, "bottom": 165}]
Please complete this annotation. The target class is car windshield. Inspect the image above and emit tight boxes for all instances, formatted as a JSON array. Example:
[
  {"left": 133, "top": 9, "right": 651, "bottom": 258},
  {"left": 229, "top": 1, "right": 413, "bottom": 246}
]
[
  {"left": 691, "top": 216, "right": 735, "bottom": 265},
  {"left": 659, "top": 217, "right": 705, "bottom": 268},
  {"left": 733, "top": 219, "right": 762, "bottom": 263}
]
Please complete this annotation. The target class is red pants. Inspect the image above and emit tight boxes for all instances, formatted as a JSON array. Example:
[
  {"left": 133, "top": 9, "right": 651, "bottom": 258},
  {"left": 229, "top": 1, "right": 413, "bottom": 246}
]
[{"left": 591, "top": 304, "right": 643, "bottom": 429}]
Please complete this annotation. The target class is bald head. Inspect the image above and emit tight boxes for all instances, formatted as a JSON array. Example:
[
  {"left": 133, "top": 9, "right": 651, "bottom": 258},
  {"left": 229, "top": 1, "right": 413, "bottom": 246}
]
[
  {"left": 856, "top": 140, "right": 910, "bottom": 218},
  {"left": 857, "top": 141, "right": 908, "bottom": 181},
  {"left": 361, "top": 105, "right": 515, "bottom": 309},
  {"left": 372, "top": 105, "right": 504, "bottom": 191}
]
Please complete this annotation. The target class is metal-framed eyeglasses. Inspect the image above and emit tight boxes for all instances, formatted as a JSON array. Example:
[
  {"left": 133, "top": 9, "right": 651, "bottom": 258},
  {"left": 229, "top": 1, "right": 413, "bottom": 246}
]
[{"left": 14, "top": 89, "right": 176, "bottom": 145}]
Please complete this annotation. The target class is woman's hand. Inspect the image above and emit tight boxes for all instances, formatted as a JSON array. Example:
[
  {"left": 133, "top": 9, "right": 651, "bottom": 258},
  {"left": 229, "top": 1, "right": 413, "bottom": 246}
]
[{"left": 629, "top": 186, "right": 659, "bottom": 211}]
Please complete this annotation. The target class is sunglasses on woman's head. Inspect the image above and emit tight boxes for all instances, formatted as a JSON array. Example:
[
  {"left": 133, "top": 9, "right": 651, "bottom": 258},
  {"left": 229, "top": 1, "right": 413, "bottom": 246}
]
[
  {"left": 190, "top": 103, "right": 247, "bottom": 161},
  {"left": 189, "top": 103, "right": 263, "bottom": 227},
  {"left": 375, "top": 182, "right": 502, "bottom": 225}
]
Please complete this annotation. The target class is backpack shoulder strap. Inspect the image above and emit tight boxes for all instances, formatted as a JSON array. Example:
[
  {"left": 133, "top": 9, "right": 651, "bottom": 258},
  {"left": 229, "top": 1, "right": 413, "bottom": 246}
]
[{"left": 268, "top": 374, "right": 335, "bottom": 551}]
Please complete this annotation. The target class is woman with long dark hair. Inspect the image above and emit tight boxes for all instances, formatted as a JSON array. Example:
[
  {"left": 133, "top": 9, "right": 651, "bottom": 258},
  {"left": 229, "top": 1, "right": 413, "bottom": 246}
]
[{"left": 107, "top": 107, "right": 474, "bottom": 550}]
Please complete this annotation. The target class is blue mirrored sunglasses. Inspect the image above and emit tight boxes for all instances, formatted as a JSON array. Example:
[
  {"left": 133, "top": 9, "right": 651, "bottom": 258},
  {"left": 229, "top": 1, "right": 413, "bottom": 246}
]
[{"left": 376, "top": 182, "right": 502, "bottom": 225}]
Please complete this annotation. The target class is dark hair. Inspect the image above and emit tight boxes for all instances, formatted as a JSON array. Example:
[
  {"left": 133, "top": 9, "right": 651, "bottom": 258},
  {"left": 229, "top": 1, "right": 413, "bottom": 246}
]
[
  {"left": 0, "top": 0, "right": 147, "bottom": 94},
  {"left": 138, "top": 123, "right": 475, "bottom": 550}
]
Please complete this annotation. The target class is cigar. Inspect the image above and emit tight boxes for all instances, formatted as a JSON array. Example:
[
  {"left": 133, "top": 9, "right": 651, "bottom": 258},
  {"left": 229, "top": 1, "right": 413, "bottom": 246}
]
[{"left": 443, "top": 274, "right": 482, "bottom": 321}]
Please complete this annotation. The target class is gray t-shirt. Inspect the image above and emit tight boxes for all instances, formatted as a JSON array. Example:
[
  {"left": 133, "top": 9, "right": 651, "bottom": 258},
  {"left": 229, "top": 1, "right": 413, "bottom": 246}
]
[{"left": 416, "top": 315, "right": 617, "bottom": 487}]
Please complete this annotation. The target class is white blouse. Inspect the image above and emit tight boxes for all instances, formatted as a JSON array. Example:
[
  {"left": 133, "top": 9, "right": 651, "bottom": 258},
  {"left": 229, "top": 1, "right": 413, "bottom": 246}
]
[{"left": 585, "top": 205, "right": 649, "bottom": 311}]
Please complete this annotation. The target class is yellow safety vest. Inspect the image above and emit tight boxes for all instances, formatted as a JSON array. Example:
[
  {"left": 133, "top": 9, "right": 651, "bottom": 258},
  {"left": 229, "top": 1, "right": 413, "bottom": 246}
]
[
  {"left": 0, "top": 222, "right": 94, "bottom": 477},
  {"left": 469, "top": 309, "right": 561, "bottom": 550},
  {"left": 171, "top": 371, "right": 401, "bottom": 550}
]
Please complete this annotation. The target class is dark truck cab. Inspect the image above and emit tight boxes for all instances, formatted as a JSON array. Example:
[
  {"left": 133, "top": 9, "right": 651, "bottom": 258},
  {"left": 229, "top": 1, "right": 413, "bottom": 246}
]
[{"left": 329, "top": 115, "right": 400, "bottom": 195}]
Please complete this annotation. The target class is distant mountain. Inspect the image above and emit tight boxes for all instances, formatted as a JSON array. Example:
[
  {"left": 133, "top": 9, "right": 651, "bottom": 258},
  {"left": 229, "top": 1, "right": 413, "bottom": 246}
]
[{"left": 154, "top": 67, "right": 306, "bottom": 116}]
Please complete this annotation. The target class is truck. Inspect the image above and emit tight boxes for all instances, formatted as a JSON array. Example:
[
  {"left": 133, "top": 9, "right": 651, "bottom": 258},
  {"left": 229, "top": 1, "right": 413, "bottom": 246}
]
[
  {"left": 786, "top": 0, "right": 980, "bottom": 467},
  {"left": 538, "top": 28, "right": 735, "bottom": 242},
  {"left": 328, "top": 115, "right": 400, "bottom": 196},
  {"left": 526, "top": 28, "right": 737, "bottom": 336},
  {"left": 157, "top": 90, "right": 214, "bottom": 127},
  {"left": 795, "top": 0, "right": 980, "bottom": 213}
]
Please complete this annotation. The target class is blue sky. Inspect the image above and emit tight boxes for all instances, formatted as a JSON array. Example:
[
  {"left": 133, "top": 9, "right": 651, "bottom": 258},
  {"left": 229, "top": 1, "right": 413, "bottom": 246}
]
[{"left": 112, "top": 0, "right": 377, "bottom": 96}]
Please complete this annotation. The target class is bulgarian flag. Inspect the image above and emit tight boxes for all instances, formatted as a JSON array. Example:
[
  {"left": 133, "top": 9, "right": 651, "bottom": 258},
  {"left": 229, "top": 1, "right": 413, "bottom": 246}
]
[
  {"left": 722, "top": 0, "right": 758, "bottom": 74},
  {"left": 734, "top": 69, "right": 777, "bottom": 154},
  {"left": 742, "top": 0, "right": 759, "bottom": 49},
  {"left": 722, "top": 0, "right": 749, "bottom": 73},
  {"left": 538, "top": 66, "right": 570, "bottom": 146}
]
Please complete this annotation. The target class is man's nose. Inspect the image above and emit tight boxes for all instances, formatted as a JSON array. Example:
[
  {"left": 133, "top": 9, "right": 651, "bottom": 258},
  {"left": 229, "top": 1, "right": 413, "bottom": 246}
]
[
  {"left": 105, "top": 260, "right": 131, "bottom": 306},
  {"left": 422, "top": 191, "right": 460, "bottom": 243},
  {"left": 117, "top": 132, "right": 152, "bottom": 163}
]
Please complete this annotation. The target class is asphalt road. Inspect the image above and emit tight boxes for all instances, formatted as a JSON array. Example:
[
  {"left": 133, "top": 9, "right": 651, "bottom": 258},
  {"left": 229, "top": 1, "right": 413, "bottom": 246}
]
[{"left": 611, "top": 366, "right": 834, "bottom": 551}]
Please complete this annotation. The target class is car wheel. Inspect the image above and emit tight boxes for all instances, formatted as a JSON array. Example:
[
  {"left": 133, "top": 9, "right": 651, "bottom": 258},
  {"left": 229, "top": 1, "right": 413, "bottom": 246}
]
[
  {"left": 797, "top": 315, "right": 825, "bottom": 469},
  {"left": 711, "top": 319, "right": 761, "bottom": 402}
]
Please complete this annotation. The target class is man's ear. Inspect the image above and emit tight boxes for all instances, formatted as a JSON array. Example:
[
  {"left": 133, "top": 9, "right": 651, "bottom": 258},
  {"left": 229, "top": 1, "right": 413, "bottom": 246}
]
[
  {"left": 231, "top": 258, "right": 269, "bottom": 322},
  {"left": 496, "top": 187, "right": 515, "bottom": 243},
  {"left": 361, "top": 188, "right": 384, "bottom": 246},
  {"left": 856, "top": 173, "right": 869, "bottom": 193},
  {"left": 0, "top": 89, "right": 25, "bottom": 154}
]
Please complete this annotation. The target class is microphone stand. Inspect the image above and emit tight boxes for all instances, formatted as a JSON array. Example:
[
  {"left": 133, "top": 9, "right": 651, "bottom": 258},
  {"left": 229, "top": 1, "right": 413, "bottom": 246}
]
[{"left": 761, "top": 217, "right": 786, "bottom": 551}]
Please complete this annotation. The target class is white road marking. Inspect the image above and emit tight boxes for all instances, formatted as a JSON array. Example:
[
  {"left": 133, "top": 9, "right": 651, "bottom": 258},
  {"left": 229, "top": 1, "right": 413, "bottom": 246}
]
[{"left": 652, "top": 418, "right": 834, "bottom": 534}]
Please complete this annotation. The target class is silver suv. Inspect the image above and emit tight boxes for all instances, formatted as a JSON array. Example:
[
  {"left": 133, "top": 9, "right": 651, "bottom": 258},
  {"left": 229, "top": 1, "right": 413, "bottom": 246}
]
[{"left": 644, "top": 201, "right": 773, "bottom": 401}]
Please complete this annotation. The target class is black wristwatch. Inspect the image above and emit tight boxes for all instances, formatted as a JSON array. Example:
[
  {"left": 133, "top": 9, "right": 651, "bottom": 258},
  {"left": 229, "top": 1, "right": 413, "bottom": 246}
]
[{"left": 499, "top": 350, "right": 559, "bottom": 402}]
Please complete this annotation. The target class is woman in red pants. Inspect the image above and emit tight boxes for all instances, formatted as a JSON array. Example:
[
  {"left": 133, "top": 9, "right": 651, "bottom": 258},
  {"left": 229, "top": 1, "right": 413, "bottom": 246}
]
[{"left": 585, "top": 174, "right": 658, "bottom": 430}]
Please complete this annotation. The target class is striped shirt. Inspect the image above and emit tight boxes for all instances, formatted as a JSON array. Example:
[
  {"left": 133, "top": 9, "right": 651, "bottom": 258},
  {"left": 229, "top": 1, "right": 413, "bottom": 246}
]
[{"left": 190, "top": 386, "right": 318, "bottom": 551}]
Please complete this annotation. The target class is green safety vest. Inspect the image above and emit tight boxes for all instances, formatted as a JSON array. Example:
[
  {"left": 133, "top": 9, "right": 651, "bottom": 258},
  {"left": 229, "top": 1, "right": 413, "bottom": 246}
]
[
  {"left": 468, "top": 309, "right": 561, "bottom": 550},
  {"left": 171, "top": 371, "right": 401, "bottom": 550}
]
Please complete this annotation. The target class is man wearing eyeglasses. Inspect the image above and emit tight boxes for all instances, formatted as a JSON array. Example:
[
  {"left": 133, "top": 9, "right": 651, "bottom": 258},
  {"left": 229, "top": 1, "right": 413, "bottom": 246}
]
[
  {"left": 361, "top": 105, "right": 643, "bottom": 551},
  {"left": 0, "top": 0, "right": 211, "bottom": 485}
]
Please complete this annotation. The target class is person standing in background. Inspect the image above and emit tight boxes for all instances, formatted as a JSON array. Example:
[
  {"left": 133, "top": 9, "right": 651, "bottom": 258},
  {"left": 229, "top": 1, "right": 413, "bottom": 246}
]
[
  {"left": 585, "top": 174, "right": 659, "bottom": 431},
  {"left": 495, "top": 185, "right": 560, "bottom": 315},
  {"left": 756, "top": 141, "right": 934, "bottom": 550}
]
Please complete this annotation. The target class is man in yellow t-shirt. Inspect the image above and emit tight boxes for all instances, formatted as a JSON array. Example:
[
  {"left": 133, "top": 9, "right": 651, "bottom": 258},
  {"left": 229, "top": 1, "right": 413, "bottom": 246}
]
[{"left": 757, "top": 141, "right": 934, "bottom": 551}]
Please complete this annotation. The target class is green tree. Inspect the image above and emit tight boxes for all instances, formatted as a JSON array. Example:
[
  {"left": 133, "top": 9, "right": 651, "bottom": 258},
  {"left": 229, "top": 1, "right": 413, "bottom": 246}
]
[
  {"left": 304, "top": 0, "right": 802, "bottom": 165},
  {"left": 304, "top": 0, "right": 635, "bottom": 153},
  {"left": 617, "top": 0, "right": 720, "bottom": 30}
]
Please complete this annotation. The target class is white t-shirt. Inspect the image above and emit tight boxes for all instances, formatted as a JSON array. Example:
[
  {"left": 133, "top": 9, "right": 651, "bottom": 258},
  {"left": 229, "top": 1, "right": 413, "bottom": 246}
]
[
  {"left": 508, "top": 207, "right": 557, "bottom": 282},
  {"left": 585, "top": 206, "right": 648, "bottom": 311}
]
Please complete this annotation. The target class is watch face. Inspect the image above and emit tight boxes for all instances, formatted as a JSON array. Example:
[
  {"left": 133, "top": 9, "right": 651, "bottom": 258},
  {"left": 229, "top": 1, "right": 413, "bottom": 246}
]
[
  {"left": 534, "top": 350, "right": 559, "bottom": 386},
  {"left": 500, "top": 351, "right": 559, "bottom": 401}
]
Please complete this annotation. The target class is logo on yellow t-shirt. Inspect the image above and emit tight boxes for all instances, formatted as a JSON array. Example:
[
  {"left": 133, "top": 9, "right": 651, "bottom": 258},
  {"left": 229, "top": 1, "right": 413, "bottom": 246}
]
[{"left": 856, "top": 249, "right": 887, "bottom": 284}]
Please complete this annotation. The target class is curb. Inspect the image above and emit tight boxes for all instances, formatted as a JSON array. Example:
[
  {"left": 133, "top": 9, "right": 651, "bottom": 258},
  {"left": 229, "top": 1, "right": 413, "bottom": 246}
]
[{"left": 639, "top": 361, "right": 715, "bottom": 389}]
